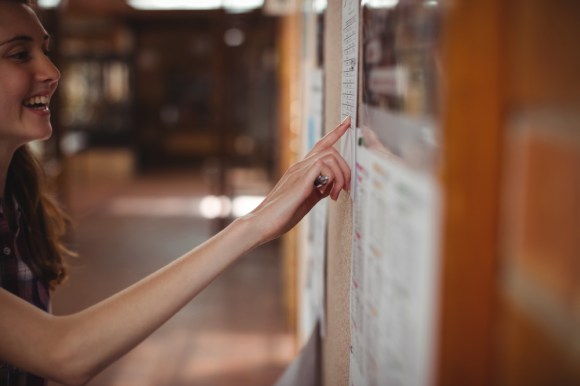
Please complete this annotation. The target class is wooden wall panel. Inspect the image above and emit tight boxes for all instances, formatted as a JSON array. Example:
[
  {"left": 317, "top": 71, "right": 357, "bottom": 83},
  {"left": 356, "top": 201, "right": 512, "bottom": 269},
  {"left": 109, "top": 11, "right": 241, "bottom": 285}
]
[{"left": 436, "top": 1, "right": 503, "bottom": 385}]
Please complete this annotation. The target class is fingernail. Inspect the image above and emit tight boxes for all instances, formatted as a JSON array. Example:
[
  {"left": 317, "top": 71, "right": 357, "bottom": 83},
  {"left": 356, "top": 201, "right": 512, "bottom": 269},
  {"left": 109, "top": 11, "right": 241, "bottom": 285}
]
[{"left": 341, "top": 115, "right": 351, "bottom": 124}]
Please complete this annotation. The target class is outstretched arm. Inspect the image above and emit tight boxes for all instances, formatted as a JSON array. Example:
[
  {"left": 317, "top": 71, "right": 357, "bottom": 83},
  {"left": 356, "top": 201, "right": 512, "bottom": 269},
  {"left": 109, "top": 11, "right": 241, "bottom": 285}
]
[{"left": 0, "top": 117, "right": 351, "bottom": 386}]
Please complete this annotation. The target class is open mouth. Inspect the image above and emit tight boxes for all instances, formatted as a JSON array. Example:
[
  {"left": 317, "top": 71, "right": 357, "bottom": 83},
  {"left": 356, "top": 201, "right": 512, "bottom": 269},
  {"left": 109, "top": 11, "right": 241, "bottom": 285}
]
[{"left": 23, "top": 95, "right": 50, "bottom": 111}]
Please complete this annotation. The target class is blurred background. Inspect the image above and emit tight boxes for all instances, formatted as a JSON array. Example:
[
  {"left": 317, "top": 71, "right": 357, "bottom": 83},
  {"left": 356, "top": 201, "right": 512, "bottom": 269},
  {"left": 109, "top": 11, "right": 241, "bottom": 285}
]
[
  {"left": 26, "top": 0, "right": 580, "bottom": 386},
  {"left": 35, "top": 1, "right": 298, "bottom": 386}
]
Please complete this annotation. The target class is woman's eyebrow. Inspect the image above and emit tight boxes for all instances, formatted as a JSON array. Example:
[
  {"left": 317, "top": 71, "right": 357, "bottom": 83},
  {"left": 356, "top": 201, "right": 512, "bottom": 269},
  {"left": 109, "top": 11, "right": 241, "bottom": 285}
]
[
  {"left": 0, "top": 35, "right": 33, "bottom": 46},
  {"left": 0, "top": 34, "right": 50, "bottom": 47}
]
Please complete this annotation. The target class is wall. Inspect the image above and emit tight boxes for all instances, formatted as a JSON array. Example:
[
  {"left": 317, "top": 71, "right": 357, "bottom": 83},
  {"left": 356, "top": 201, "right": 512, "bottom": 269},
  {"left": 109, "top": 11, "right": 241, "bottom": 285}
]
[{"left": 299, "top": 1, "right": 580, "bottom": 386}]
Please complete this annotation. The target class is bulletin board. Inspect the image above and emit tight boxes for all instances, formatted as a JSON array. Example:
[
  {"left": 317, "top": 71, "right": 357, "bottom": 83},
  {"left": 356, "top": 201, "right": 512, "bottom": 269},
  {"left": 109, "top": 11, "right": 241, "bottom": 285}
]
[{"left": 320, "top": 1, "right": 444, "bottom": 386}]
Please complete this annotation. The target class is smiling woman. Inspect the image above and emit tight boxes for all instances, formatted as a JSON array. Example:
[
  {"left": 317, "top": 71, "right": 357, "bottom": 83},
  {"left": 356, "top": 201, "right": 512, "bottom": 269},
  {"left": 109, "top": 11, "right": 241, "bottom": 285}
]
[{"left": 0, "top": 1, "right": 351, "bottom": 385}]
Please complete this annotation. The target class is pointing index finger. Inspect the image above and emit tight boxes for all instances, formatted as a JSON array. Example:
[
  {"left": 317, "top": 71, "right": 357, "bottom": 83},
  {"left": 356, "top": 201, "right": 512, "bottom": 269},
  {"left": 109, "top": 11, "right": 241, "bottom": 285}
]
[{"left": 313, "top": 116, "right": 351, "bottom": 151}]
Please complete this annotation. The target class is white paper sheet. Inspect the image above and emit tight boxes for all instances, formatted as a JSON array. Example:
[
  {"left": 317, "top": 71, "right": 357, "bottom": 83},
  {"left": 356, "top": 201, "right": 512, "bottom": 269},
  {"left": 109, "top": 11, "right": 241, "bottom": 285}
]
[
  {"left": 340, "top": 0, "right": 360, "bottom": 197},
  {"left": 350, "top": 146, "right": 441, "bottom": 386}
]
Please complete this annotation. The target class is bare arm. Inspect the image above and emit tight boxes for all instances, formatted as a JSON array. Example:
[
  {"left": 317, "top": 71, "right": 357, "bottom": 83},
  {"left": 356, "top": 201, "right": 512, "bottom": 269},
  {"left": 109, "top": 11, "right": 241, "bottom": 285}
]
[
  {"left": 0, "top": 218, "right": 256, "bottom": 385},
  {"left": 0, "top": 117, "right": 351, "bottom": 386}
]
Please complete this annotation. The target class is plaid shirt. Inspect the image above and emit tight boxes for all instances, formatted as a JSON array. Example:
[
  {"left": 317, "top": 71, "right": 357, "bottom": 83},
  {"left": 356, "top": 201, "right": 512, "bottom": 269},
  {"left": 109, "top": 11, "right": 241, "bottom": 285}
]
[{"left": 0, "top": 200, "right": 49, "bottom": 386}]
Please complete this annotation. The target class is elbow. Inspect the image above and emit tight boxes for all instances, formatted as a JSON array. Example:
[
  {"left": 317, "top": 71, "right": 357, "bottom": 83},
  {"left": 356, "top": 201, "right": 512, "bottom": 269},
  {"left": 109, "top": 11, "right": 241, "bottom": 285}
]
[
  {"left": 45, "top": 349, "right": 95, "bottom": 386},
  {"left": 44, "top": 332, "right": 98, "bottom": 386}
]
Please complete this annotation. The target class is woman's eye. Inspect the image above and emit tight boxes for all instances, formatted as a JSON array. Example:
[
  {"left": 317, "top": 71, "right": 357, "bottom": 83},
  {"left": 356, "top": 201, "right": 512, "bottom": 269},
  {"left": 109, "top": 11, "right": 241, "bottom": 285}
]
[{"left": 9, "top": 51, "right": 31, "bottom": 61}]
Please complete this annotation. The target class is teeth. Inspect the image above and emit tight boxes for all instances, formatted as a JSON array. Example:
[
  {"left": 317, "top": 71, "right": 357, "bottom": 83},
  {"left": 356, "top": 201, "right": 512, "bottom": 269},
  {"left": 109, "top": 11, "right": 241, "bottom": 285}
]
[{"left": 24, "top": 95, "right": 49, "bottom": 107}]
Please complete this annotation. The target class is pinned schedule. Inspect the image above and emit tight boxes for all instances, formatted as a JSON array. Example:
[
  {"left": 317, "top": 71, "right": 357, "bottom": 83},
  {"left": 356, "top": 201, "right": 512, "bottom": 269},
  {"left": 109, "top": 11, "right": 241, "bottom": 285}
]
[{"left": 340, "top": 0, "right": 360, "bottom": 197}]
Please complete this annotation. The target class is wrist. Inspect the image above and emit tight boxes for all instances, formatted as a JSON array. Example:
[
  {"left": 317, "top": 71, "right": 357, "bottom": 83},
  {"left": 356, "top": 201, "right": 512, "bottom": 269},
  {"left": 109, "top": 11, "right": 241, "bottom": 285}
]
[{"left": 228, "top": 214, "right": 264, "bottom": 251}]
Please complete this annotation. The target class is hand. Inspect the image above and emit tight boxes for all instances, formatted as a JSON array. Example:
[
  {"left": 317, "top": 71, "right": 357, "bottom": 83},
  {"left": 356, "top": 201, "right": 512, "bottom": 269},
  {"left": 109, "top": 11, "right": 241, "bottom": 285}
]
[{"left": 245, "top": 117, "right": 352, "bottom": 244}]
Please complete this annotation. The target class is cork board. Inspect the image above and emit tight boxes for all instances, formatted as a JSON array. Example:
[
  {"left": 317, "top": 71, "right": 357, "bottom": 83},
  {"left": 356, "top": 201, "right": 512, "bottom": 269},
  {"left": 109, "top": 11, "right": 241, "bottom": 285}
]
[{"left": 321, "top": 2, "right": 352, "bottom": 386}]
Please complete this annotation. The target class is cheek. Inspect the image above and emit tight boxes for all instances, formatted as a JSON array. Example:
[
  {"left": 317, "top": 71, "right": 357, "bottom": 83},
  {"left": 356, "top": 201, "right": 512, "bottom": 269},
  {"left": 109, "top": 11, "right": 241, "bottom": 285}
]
[
  {"left": 0, "top": 91, "right": 13, "bottom": 125},
  {"left": 0, "top": 72, "right": 27, "bottom": 108}
]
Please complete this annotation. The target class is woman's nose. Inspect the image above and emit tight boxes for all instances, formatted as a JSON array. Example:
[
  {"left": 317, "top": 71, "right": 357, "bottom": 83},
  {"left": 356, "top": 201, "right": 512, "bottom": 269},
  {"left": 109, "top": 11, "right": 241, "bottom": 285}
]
[{"left": 37, "top": 54, "right": 61, "bottom": 85}]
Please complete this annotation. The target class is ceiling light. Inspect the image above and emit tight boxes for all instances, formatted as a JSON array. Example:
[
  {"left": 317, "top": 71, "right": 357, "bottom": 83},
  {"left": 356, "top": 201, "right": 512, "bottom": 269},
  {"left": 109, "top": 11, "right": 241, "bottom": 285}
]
[
  {"left": 224, "top": 0, "right": 263, "bottom": 13},
  {"left": 37, "top": 0, "right": 61, "bottom": 8},
  {"left": 362, "top": 0, "right": 399, "bottom": 8},
  {"left": 128, "top": 0, "right": 222, "bottom": 10},
  {"left": 128, "top": 0, "right": 264, "bottom": 11}
]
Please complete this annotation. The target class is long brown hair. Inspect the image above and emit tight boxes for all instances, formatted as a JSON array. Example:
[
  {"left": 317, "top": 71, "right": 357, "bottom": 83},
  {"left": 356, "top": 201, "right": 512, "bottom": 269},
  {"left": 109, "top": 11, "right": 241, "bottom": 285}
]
[
  {"left": 4, "top": 146, "right": 73, "bottom": 289},
  {"left": 1, "top": 1, "right": 72, "bottom": 289}
]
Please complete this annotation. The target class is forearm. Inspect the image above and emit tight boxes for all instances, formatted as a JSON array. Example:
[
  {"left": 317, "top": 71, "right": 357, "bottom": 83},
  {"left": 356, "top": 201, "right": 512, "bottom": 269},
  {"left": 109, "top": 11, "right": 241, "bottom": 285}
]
[{"left": 1, "top": 216, "right": 259, "bottom": 385}]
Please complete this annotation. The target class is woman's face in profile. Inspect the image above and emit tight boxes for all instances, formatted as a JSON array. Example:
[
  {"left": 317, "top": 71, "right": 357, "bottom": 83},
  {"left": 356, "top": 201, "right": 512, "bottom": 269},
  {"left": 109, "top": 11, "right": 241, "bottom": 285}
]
[{"left": 0, "top": 2, "right": 60, "bottom": 149}]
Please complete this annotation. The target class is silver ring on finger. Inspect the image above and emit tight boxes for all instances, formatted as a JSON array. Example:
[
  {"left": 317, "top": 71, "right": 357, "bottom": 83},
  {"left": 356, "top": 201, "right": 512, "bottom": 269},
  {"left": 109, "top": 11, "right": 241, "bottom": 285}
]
[{"left": 314, "top": 174, "right": 330, "bottom": 189}]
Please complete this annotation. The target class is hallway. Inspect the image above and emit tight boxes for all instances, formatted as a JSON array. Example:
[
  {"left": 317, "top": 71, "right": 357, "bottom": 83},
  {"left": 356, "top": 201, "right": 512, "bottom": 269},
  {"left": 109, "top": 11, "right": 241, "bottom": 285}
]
[{"left": 48, "top": 160, "right": 295, "bottom": 386}]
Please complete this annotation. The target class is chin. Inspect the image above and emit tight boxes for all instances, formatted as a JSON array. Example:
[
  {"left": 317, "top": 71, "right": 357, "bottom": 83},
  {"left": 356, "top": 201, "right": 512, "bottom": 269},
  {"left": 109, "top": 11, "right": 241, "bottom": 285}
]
[
  {"left": 33, "top": 123, "right": 53, "bottom": 141},
  {"left": 40, "top": 129, "right": 53, "bottom": 141}
]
